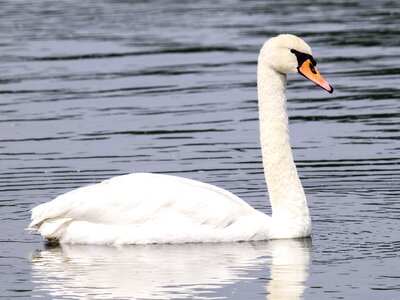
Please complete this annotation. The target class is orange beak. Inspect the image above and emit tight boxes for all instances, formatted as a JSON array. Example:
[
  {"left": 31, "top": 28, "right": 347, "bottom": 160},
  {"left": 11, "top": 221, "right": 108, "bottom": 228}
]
[{"left": 298, "top": 59, "right": 333, "bottom": 93}]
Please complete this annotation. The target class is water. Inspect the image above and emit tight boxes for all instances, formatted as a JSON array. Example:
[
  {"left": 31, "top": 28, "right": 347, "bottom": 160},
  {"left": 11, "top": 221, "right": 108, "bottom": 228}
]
[{"left": 1, "top": 0, "right": 399, "bottom": 299}]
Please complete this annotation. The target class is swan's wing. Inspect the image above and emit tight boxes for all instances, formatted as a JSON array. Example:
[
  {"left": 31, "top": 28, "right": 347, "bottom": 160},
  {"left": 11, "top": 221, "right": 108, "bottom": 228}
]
[{"left": 29, "top": 173, "right": 264, "bottom": 243}]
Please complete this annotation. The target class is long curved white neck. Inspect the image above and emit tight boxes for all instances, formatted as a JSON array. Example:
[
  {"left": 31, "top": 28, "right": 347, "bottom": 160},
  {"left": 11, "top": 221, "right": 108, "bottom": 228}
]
[{"left": 257, "top": 54, "right": 310, "bottom": 232}]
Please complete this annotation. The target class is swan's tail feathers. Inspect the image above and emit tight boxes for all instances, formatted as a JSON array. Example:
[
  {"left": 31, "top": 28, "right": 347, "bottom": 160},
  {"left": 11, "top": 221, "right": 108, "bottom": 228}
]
[
  {"left": 27, "top": 219, "right": 41, "bottom": 230},
  {"left": 27, "top": 200, "right": 72, "bottom": 240},
  {"left": 27, "top": 217, "right": 72, "bottom": 240}
]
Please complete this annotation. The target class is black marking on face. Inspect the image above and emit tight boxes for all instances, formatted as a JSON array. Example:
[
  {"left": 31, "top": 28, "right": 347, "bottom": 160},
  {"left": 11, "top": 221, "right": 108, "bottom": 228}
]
[{"left": 290, "top": 49, "right": 317, "bottom": 67}]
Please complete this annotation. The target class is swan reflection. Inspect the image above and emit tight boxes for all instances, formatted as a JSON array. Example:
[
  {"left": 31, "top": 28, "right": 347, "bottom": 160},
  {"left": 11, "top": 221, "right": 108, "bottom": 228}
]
[{"left": 31, "top": 239, "right": 310, "bottom": 299}]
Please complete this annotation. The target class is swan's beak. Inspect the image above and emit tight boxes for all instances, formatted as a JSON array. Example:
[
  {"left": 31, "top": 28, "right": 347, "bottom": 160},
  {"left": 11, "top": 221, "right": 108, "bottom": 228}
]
[{"left": 298, "top": 59, "right": 334, "bottom": 93}]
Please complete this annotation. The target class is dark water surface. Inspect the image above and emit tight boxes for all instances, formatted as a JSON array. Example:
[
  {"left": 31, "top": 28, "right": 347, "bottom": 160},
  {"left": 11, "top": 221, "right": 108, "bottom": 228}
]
[{"left": 1, "top": 0, "right": 400, "bottom": 299}]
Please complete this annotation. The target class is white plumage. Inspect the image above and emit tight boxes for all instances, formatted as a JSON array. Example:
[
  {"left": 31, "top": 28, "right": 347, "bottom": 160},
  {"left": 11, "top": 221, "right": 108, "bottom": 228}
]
[
  {"left": 30, "top": 173, "right": 271, "bottom": 244},
  {"left": 29, "top": 34, "right": 333, "bottom": 245}
]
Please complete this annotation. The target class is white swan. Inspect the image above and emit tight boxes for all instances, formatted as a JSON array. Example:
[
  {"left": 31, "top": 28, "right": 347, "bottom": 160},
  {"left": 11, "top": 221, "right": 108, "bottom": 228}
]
[{"left": 28, "top": 34, "right": 333, "bottom": 245}]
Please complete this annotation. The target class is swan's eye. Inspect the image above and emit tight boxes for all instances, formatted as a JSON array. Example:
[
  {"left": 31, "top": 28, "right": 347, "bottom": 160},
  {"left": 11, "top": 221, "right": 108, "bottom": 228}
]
[
  {"left": 290, "top": 49, "right": 317, "bottom": 67},
  {"left": 310, "top": 57, "right": 317, "bottom": 66}
]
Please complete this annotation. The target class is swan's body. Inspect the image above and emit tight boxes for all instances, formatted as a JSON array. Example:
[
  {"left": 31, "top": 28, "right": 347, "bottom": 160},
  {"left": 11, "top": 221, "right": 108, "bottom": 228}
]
[{"left": 29, "top": 34, "right": 333, "bottom": 245}]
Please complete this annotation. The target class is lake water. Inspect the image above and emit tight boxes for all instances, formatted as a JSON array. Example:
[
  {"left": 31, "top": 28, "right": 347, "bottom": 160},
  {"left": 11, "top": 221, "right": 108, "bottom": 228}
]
[{"left": 1, "top": 0, "right": 399, "bottom": 299}]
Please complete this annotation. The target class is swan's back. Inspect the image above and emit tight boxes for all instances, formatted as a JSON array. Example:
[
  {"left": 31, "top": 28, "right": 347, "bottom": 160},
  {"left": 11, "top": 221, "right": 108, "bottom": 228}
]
[{"left": 29, "top": 173, "right": 271, "bottom": 244}]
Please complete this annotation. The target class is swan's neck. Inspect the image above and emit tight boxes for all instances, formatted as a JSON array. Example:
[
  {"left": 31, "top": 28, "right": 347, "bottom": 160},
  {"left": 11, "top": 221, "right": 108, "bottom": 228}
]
[{"left": 257, "top": 59, "right": 310, "bottom": 237}]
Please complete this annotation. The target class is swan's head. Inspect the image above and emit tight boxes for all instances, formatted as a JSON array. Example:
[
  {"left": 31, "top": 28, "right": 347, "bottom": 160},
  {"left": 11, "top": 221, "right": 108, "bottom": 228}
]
[{"left": 260, "top": 34, "right": 333, "bottom": 93}]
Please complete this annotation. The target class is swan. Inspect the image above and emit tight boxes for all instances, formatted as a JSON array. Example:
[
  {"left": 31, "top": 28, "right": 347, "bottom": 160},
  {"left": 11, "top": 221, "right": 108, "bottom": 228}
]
[{"left": 28, "top": 34, "right": 333, "bottom": 245}]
